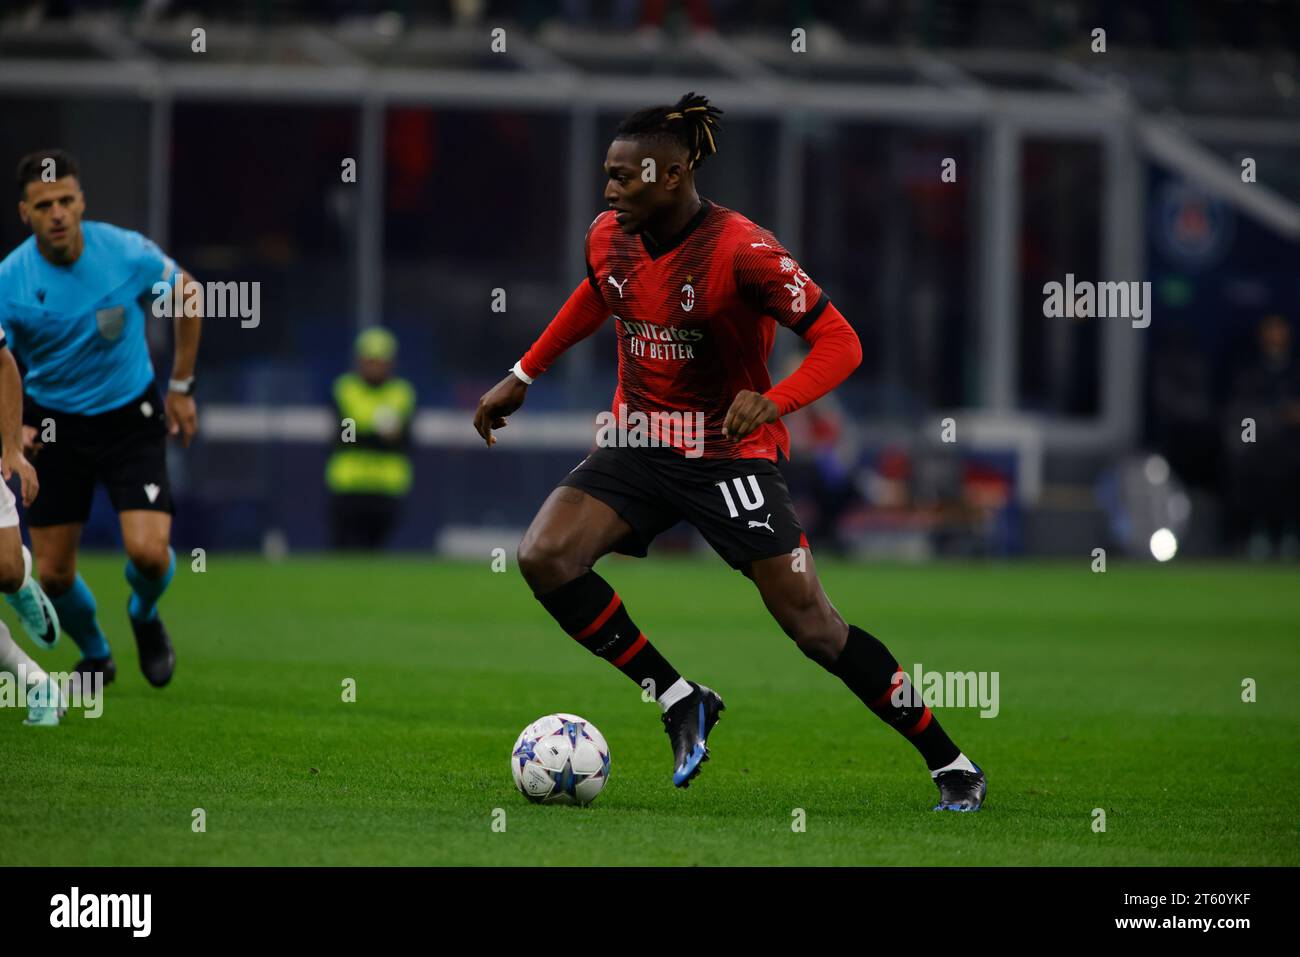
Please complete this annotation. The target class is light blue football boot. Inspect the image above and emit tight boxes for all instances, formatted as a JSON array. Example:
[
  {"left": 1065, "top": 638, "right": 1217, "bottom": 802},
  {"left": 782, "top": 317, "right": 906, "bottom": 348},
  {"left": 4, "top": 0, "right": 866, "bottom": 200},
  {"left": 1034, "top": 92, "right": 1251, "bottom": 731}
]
[{"left": 5, "top": 572, "right": 60, "bottom": 650}]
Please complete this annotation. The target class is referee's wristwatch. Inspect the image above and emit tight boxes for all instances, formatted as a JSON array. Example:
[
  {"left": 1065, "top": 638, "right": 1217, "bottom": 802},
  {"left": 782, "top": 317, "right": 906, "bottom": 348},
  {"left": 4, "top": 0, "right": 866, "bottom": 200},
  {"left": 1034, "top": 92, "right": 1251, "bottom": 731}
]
[{"left": 168, "top": 376, "right": 197, "bottom": 396}]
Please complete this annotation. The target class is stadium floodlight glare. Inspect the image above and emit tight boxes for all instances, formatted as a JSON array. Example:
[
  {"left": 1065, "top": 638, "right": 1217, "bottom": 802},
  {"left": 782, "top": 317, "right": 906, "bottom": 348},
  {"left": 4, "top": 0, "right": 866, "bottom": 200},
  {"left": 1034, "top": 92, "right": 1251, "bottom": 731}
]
[{"left": 1149, "top": 528, "right": 1178, "bottom": 562}]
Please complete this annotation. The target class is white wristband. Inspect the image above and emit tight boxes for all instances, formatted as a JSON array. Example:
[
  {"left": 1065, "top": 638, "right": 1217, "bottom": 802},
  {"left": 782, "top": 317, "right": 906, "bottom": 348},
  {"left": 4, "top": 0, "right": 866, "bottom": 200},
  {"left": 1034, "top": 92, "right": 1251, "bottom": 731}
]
[{"left": 510, "top": 361, "right": 535, "bottom": 385}]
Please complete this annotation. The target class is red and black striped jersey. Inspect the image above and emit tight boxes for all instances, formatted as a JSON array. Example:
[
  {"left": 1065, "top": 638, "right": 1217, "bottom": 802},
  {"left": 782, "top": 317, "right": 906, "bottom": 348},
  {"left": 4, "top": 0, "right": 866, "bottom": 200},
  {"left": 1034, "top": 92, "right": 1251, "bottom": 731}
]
[{"left": 581, "top": 198, "right": 830, "bottom": 461}]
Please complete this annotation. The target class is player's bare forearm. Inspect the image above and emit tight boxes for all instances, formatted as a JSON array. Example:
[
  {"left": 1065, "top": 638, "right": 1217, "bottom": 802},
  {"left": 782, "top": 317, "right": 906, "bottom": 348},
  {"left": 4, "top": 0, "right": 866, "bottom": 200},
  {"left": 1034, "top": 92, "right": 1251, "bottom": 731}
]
[
  {"left": 171, "top": 269, "right": 203, "bottom": 380},
  {"left": 473, "top": 373, "right": 528, "bottom": 447}
]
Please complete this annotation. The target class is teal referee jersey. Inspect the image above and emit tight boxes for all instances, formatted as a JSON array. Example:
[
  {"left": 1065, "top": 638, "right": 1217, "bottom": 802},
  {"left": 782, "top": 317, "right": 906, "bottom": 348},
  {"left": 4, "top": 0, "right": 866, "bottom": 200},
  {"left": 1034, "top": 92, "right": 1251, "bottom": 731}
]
[{"left": 0, "top": 220, "right": 179, "bottom": 415}]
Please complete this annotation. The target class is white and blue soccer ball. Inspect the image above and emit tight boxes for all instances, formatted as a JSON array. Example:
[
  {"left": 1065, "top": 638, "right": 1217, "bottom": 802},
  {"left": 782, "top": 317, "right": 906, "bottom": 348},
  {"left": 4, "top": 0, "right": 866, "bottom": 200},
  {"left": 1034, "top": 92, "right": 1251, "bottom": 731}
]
[{"left": 511, "top": 713, "right": 610, "bottom": 806}]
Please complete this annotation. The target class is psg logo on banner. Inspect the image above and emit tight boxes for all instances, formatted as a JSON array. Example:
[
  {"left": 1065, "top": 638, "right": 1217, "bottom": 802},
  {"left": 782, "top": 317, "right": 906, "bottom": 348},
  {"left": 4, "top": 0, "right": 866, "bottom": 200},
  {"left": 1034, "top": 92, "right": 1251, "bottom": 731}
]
[{"left": 1151, "top": 180, "right": 1235, "bottom": 271}]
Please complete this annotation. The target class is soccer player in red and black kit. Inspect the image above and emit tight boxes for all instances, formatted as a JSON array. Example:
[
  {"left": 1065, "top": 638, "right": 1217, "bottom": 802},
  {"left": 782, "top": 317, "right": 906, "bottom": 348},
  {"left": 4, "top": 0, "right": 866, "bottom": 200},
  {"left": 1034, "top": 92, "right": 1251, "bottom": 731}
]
[{"left": 474, "top": 93, "right": 986, "bottom": 811}]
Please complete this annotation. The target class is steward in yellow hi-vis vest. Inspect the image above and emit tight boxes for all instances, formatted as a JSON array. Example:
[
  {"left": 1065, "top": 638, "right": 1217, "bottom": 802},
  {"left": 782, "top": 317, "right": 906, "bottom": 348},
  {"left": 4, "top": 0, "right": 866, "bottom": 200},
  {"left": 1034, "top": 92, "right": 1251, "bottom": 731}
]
[{"left": 327, "top": 328, "right": 416, "bottom": 550}]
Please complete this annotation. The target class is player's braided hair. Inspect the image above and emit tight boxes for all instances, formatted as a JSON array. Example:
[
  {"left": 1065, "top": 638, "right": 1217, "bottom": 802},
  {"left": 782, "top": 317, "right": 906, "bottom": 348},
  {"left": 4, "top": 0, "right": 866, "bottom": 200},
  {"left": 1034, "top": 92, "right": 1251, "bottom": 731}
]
[{"left": 614, "top": 92, "right": 723, "bottom": 170}]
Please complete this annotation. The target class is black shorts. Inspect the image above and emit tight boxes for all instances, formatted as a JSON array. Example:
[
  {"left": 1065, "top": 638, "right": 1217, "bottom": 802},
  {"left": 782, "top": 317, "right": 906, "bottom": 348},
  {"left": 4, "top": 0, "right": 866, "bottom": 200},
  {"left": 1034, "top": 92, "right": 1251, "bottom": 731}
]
[
  {"left": 559, "top": 445, "right": 807, "bottom": 570},
  {"left": 23, "top": 385, "right": 175, "bottom": 527}
]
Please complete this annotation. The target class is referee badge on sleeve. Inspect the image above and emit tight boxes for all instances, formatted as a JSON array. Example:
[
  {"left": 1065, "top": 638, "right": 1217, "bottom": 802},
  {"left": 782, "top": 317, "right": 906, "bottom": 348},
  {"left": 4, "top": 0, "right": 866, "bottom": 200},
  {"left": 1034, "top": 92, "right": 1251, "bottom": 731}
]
[{"left": 96, "top": 304, "right": 126, "bottom": 342}]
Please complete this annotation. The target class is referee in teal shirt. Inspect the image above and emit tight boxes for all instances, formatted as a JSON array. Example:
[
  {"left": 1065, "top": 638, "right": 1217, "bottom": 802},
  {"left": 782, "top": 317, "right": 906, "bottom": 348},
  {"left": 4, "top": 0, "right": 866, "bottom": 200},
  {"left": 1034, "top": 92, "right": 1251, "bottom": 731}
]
[{"left": 0, "top": 149, "right": 203, "bottom": 688}]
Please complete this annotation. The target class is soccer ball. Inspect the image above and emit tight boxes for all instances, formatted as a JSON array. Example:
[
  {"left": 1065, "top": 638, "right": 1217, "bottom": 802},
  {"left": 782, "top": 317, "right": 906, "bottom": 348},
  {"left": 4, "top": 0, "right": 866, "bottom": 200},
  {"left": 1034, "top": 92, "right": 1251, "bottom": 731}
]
[{"left": 511, "top": 713, "right": 610, "bottom": 805}]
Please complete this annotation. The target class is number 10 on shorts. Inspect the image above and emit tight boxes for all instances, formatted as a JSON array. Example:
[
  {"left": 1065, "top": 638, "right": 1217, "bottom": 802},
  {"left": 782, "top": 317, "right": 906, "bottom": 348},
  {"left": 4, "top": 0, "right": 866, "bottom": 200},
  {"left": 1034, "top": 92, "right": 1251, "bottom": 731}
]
[{"left": 715, "top": 476, "right": 765, "bottom": 518}]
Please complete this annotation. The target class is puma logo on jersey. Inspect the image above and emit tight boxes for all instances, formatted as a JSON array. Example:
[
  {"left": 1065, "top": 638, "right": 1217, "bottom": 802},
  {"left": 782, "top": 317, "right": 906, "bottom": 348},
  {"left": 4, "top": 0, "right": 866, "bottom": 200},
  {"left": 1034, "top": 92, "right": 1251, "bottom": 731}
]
[
  {"left": 750, "top": 241, "right": 772, "bottom": 248},
  {"left": 607, "top": 274, "right": 627, "bottom": 298},
  {"left": 748, "top": 513, "right": 774, "bottom": 533},
  {"left": 143, "top": 483, "right": 161, "bottom": 503}
]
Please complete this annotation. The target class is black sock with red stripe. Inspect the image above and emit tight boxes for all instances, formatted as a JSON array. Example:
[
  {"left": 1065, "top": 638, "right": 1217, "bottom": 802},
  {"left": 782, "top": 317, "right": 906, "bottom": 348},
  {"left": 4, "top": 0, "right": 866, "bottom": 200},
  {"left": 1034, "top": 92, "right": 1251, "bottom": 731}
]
[
  {"left": 829, "top": 625, "right": 961, "bottom": 771},
  {"left": 536, "top": 571, "right": 681, "bottom": 697}
]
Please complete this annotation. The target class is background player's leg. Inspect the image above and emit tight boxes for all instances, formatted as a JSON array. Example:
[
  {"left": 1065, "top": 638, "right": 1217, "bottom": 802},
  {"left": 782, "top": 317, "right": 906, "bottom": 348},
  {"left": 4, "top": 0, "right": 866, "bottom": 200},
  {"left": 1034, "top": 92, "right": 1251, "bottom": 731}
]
[
  {"left": 0, "top": 618, "right": 44, "bottom": 681},
  {"left": 746, "top": 550, "right": 980, "bottom": 785},
  {"left": 370, "top": 497, "right": 401, "bottom": 550},
  {"left": 0, "top": 619, "right": 60, "bottom": 726},
  {"left": 0, "top": 525, "right": 25, "bottom": 591},
  {"left": 119, "top": 510, "right": 176, "bottom": 688},
  {"left": 119, "top": 510, "right": 175, "bottom": 622},
  {"left": 328, "top": 494, "right": 358, "bottom": 550},
  {"left": 0, "top": 524, "right": 60, "bottom": 649},
  {"left": 517, "top": 486, "right": 689, "bottom": 707},
  {"left": 30, "top": 523, "right": 113, "bottom": 667}
]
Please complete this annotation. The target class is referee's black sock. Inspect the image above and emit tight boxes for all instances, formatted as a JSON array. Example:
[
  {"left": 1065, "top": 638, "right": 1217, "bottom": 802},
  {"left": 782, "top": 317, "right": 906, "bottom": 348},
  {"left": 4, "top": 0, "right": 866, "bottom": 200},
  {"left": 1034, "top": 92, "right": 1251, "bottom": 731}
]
[
  {"left": 537, "top": 571, "right": 681, "bottom": 700},
  {"left": 829, "top": 624, "right": 961, "bottom": 771}
]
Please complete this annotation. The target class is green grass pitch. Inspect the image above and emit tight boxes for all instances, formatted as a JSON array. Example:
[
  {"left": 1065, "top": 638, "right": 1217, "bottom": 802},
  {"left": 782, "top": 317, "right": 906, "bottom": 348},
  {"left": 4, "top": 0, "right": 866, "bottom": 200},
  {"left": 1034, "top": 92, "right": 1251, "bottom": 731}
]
[{"left": 1, "top": 555, "right": 1296, "bottom": 866}]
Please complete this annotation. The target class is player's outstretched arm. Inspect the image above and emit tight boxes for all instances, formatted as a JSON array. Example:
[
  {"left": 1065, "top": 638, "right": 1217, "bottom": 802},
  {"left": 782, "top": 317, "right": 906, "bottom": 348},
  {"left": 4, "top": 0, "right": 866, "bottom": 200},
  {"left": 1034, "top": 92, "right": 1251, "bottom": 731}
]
[
  {"left": 0, "top": 348, "right": 38, "bottom": 506},
  {"left": 473, "top": 278, "right": 611, "bottom": 448},
  {"left": 166, "top": 268, "right": 202, "bottom": 447}
]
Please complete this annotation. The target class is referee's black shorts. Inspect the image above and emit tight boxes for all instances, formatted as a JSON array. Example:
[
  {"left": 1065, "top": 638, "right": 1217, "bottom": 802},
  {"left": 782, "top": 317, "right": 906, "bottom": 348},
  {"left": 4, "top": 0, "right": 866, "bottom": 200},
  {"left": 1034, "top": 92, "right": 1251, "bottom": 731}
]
[
  {"left": 558, "top": 443, "right": 806, "bottom": 570},
  {"left": 23, "top": 384, "right": 174, "bottom": 527}
]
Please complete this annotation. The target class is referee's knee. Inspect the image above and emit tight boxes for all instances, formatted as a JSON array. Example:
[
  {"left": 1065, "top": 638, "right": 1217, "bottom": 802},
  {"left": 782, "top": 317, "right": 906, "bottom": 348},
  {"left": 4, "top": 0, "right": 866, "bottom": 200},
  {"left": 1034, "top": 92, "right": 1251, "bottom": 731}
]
[
  {"left": 125, "top": 540, "right": 171, "bottom": 578},
  {"left": 38, "top": 570, "right": 76, "bottom": 598}
]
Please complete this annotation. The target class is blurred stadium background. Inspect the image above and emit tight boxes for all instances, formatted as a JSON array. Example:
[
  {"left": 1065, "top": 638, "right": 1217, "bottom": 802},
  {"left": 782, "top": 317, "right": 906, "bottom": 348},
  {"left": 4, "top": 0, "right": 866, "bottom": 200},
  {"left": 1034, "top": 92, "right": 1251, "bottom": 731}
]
[{"left": 2, "top": 0, "right": 1297, "bottom": 562}]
